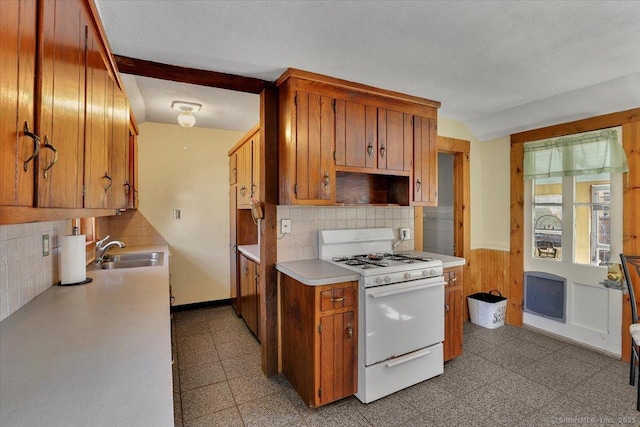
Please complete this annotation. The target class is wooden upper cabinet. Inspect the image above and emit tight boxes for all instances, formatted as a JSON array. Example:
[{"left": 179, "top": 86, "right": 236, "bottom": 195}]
[
  {"left": 335, "top": 100, "right": 377, "bottom": 170},
  {"left": 84, "top": 24, "right": 111, "bottom": 209},
  {"left": 0, "top": 0, "right": 36, "bottom": 207},
  {"left": 277, "top": 69, "right": 440, "bottom": 206},
  {"left": 250, "top": 131, "right": 260, "bottom": 204},
  {"left": 229, "top": 152, "right": 237, "bottom": 185},
  {"left": 109, "top": 85, "right": 130, "bottom": 209},
  {"left": 37, "top": 0, "right": 87, "bottom": 208},
  {"left": 412, "top": 115, "right": 438, "bottom": 206},
  {"left": 229, "top": 124, "right": 260, "bottom": 209},
  {"left": 293, "top": 91, "right": 335, "bottom": 204},
  {"left": 378, "top": 109, "right": 412, "bottom": 174}
]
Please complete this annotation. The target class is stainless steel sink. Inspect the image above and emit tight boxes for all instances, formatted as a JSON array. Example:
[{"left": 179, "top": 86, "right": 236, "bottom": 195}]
[
  {"left": 99, "top": 258, "right": 163, "bottom": 269},
  {"left": 98, "top": 251, "right": 164, "bottom": 269},
  {"left": 104, "top": 252, "right": 163, "bottom": 262}
]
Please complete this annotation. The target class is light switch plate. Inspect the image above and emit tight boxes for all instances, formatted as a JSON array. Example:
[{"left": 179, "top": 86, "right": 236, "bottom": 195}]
[
  {"left": 173, "top": 209, "right": 181, "bottom": 220},
  {"left": 281, "top": 219, "right": 291, "bottom": 234}
]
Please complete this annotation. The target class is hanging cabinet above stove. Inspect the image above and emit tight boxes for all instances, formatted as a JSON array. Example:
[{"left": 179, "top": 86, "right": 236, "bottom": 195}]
[{"left": 276, "top": 68, "right": 440, "bottom": 207}]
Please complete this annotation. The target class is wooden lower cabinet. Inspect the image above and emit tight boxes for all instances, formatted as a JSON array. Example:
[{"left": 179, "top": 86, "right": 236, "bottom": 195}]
[
  {"left": 280, "top": 276, "right": 357, "bottom": 408},
  {"left": 239, "top": 254, "right": 259, "bottom": 338},
  {"left": 443, "top": 266, "right": 463, "bottom": 361}
]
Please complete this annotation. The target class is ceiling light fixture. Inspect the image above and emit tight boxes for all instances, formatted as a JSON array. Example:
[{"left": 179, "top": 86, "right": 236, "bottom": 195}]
[{"left": 171, "top": 101, "right": 202, "bottom": 128}]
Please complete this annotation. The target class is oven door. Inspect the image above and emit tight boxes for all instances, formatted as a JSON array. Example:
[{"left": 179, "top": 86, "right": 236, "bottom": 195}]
[{"left": 364, "top": 277, "right": 444, "bottom": 366}]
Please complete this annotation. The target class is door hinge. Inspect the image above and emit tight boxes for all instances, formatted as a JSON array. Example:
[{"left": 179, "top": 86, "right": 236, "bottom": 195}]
[
  {"left": 332, "top": 99, "right": 336, "bottom": 112},
  {"left": 318, "top": 323, "right": 322, "bottom": 334},
  {"left": 318, "top": 388, "right": 322, "bottom": 398},
  {"left": 333, "top": 151, "right": 336, "bottom": 161},
  {"left": 294, "top": 95, "right": 297, "bottom": 107},
  {"left": 294, "top": 183, "right": 298, "bottom": 194},
  {"left": 84, "top": 26, "right": 88, "bottom": 49},
  {"left": 82, "top": 185, "right": 86, "bottom": 197}
]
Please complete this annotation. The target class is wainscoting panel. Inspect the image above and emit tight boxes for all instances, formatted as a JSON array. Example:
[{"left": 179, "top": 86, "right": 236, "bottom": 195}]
[{"left": 468, "top": 249, "right": 510, "bottom": 321}]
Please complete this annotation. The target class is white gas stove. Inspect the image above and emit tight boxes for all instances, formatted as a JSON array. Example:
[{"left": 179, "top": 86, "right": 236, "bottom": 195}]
[{"left": 318, "top": 228, "right": 445, "bottom": 403}]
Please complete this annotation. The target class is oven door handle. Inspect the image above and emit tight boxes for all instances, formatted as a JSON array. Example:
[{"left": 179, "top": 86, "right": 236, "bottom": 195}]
[
  {"left": 368, "top": 281, "right": 442, "bottom": 298},
  {"left": 385, "top": 348, "right": 431, "bottom": 368}
]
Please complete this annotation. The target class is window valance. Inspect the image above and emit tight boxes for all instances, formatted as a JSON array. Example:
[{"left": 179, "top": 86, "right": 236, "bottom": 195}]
[{"left": 523, "top": 129, "right": 628, "bottom": 180}]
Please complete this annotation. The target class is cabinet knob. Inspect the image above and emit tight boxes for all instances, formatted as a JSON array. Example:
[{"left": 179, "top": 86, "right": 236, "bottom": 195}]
[
  {"left": 346, "top": 324, "right": 353, "bottom": 339},
  {"left": 379, "top": 146, "right": 386, "bottom": 157},
  {"left": 367, "top": 144, "right": 373, "bottom": 156},
  {"left": 445, "top": 304, "right": 450, "bottom": 314},
  {"left": 331, "top": 296, "right": 345, "bottom": 303},
  {"left": 323, "top": 173, "right": 329, "bottom": 189}
]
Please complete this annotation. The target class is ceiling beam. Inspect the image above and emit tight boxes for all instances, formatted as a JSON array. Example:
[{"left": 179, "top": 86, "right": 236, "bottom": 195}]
[{"left": 113, "top": 55, "right": 273, "bottom": 94}]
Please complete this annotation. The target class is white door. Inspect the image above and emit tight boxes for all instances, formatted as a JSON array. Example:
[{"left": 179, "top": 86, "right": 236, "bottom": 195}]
[
  {"left": 524, "top": 142, "right": 623, "bottom": 355},
  {"left": 364, "top": 278, "right": 444, "bottom": 365}
]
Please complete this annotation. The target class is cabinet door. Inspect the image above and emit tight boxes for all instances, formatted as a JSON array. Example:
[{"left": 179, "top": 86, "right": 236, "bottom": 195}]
[
  {"left": 37, "top": 0, "right": 86, "bottom": 208},
  {"left": 109, "top": 85, "right": 130, "bottom": 209},
  {"left": 128, "top": 124, "right": 138, "bottom": 209},
  {"left": 294, "top": 91, "right": 335, "bottom": 203},
  {"left": 251, "top": 131, "right": 260, "bottom": 203},
  {"left": 319, "top": 310, "right": 357, "bottom": 405},
  {"left": 335, "top": 101, "right": 377, "bottom": 169},
  {"left": 378, "top": 109, "right": 412, "bottom": 173},
  {"left": 239, "top": 255, "right": 259, "bottom": 336},
  {"left": 83, "top": 23, "right": 112, "bottom": 209},
  {"left": 443, "top": 267, "right": 463, "bottom": 361},
  {"left": 237, "top": 141, "right": 252, "bottom": 208},
  {"left": 412, "top": 115, "right": 438, "bottom": 206},
  {"left": 229, "top": 152, "right": 237, "bottom": 185},
  {"left": 0, "top": 0, "right": 36, "bottom": 207}
]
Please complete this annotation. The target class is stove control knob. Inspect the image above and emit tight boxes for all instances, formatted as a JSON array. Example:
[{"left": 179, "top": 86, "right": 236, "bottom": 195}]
[
  {"left": 404, "top": 272, "right": 412, "bottom": 280},
  {"left": 422, "top": 270, "right": 429, "bottom": 276},
  {"left": 384, "top": 276, "right": 391, "bottom": 283},
  {"left": 375, "top": 277, "right": 383, "bottom": 284},
  {"left": 429, "top": 269, "right": 437, "bottom": 277}
]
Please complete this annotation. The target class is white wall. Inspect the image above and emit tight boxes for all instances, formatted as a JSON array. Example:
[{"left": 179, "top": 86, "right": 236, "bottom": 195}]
[
  {"left": 137, "top": 122, "right": 244, "bottom": 305},
  {"left": 438, "top": 115, "right": 512, "bottom": 251}
]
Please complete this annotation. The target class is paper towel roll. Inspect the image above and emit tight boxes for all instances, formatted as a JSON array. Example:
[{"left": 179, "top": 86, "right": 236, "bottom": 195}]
[{"left": 60, "top": 235, "right": 86, "bottom": 285}]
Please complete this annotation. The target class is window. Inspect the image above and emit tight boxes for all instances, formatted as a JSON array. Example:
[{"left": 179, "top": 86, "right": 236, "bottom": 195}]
[{"left": 526, "top": 127, "right": 625, "bottom": 268}]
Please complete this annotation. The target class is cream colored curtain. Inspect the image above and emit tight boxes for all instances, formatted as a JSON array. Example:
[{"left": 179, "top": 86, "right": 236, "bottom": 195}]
[{"left": 524, "top": 129, "right": 628, "bottom": 180}]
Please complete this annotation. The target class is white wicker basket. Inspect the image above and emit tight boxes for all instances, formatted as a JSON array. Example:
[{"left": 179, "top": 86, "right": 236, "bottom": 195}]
[{"left": 468, "top": 290, "right": 507, "bottom": 329}]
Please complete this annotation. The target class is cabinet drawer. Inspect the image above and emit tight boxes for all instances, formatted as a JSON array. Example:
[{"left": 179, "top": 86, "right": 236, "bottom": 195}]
[{"left": 320, "top": 286, "right": 355, "bottom": 312}]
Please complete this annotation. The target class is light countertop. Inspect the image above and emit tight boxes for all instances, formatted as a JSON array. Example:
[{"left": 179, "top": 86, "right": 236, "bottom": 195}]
[
  {"left": 402, "top": 251, "right": 466, "bottom": 268},
  {"left": 238, "top": 244, "right": 260, "bottom": 263},
  {"left": 0, "top": 245, "right": 173, "bottom": 427},
  {"left": 276, "top": 259, "right": 360, "bottom": 286}
]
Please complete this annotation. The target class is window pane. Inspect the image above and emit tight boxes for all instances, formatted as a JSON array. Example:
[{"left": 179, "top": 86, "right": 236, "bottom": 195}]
[
  {"left": 534, "top": 176, "right": 562, "bottom": 204},
  {"left": 533, "top": 206, "right": 562, "bottom": 260},
  {"left": 573, "top": 174, "right": 610, "bottom": 266}
]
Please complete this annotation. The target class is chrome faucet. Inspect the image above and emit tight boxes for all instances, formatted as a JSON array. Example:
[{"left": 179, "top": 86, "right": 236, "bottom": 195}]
[{"left": 95, "top": 235, "right": 126, "bottom": 263}]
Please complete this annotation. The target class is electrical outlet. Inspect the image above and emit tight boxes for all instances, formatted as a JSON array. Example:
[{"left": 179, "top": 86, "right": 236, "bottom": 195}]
[
  {"left": 400, "top": 228, "right": 410, "bottom": 240},
  {"left": 42, "top": 234, "right": 50, "bottom": 257},
  {"left": 281, "top": 219, "right": 291, "bottom": 234}
]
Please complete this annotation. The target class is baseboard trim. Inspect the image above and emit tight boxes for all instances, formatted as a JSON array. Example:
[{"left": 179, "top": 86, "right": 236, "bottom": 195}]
[{"left": 170, "top": 299, "right": 231, "bottom": 313}]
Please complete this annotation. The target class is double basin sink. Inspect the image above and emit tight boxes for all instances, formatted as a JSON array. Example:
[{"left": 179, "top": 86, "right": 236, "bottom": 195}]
[{"left": 98, "top": 251, "right": 164, "bottom": 269}]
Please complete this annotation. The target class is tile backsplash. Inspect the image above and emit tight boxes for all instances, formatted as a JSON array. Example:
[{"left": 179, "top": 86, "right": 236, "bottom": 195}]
[
  {"left": 106, "top": 210, "right": 167, "bottom": 246},
  {"left": 0, "top": 220, "right": 70, "bottom": 321},
  {"left": 276, "top": 206, "right": 415, "bottom": 262}
]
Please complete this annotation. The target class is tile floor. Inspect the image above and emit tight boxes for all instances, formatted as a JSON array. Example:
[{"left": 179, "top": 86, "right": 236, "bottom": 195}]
[{"left": 172, "top": 306, "right": 638, "bottom": 426}]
